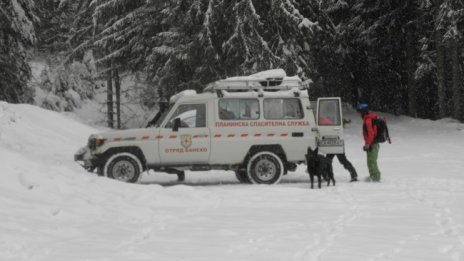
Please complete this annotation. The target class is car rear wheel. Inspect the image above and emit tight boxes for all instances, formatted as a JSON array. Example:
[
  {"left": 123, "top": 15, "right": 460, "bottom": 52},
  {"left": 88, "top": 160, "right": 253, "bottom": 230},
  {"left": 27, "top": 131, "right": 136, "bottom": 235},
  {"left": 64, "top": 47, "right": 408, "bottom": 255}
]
[
  {"left": 103, "top": 152, "right": 142, "bottom": 183},
  {"left": 246, "top": 151, "right": 284, "bottom": 184}
]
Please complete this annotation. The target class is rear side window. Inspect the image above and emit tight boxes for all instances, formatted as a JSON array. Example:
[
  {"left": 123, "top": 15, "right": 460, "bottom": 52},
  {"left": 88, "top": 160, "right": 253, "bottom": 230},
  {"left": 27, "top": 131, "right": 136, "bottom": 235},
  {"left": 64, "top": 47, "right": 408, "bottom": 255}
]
[
  {"left": 264, "top": 98, "right": 303, "bottom": 119},
  {"left": 218, "top": 99, "right": 260, "bottom": 120}
]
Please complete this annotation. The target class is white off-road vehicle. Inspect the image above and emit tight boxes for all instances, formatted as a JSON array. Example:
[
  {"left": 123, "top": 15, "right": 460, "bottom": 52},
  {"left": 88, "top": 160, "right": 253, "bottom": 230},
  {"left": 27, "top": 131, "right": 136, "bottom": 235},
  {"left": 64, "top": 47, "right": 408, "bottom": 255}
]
[{"left": 75, "top": 69, "right": 345, "bottom": 184}]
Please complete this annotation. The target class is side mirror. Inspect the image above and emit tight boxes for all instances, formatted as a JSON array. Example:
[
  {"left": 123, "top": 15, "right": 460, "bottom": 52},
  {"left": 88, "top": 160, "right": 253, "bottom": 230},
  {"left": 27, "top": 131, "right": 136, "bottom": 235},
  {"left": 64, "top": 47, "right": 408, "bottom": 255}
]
[{"left": 173, "top": 118, "right": 181, "bottom": 132}]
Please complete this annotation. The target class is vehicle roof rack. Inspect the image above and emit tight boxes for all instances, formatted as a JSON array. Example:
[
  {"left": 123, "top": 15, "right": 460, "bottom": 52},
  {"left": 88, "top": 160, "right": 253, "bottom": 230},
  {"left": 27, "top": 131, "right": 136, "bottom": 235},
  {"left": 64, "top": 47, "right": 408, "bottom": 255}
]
[
  {"left": 204, "top": 69, "right": 306, "bottom": 93},
  {"left": 204, "top": 78, "right": 304, "bottom": 92}
]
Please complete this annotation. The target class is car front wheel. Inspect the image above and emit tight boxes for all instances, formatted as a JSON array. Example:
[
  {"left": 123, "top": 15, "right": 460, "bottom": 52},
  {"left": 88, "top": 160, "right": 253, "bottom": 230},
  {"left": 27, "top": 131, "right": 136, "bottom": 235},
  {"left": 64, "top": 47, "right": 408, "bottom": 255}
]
[{"left": 103, "top": 152, "right": 142, "bottom": 183}]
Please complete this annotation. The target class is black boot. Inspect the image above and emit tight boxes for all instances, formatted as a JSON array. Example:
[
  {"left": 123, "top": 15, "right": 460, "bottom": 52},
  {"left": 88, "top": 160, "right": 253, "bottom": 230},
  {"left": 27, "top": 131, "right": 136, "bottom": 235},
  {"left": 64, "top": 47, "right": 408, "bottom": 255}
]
[{"left": 350, "top": 174, "right": 358, "bottom": 182}]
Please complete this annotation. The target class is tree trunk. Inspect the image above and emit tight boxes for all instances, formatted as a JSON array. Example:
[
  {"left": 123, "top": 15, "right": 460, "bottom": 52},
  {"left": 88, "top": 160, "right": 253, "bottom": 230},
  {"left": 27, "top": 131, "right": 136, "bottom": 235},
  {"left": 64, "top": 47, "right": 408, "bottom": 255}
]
[
  {"left": 107, "top": 68, "right": 114, "bottom": 128},
  {"left": 406, "top": 27, "right": 417, "bottom": 117},
  {"left": 435, "top": 28, "right": 447, "bottom": 118},
  {"left": 450, "top": 37, "right": 461, "bottom": 121},
  {"left": 114, "top": 69, "right": 121, "bottom": 129}
]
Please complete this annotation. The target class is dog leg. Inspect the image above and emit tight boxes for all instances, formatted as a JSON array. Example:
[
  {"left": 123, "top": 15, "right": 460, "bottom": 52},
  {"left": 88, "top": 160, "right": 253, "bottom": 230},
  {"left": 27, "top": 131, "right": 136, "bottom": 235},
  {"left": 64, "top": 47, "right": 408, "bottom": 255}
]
[{"left": 310, "top": 174, "right": 314, "bottom": 189}]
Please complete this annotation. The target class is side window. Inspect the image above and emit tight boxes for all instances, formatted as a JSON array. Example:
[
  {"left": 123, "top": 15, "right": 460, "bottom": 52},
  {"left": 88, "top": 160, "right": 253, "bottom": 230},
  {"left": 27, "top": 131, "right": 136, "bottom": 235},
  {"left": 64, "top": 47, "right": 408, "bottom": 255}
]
[
  {"left": 263, "top": 98, "right": 303, "bottom": 119},
  {"left": 318, "top": 99, "right": 341, "bottom": 126},
  {"left": 218, "top": 99, "right": 259, "bottom": 120},
  {"left": 165, "top": 104, "right": 206, "bottom": 128}
]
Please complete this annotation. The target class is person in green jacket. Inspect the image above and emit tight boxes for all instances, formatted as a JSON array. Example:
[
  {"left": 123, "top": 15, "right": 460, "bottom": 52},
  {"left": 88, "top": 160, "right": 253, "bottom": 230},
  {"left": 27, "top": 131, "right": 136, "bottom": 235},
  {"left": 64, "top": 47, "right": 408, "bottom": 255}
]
[{"left": 357, "top": 103, "right": 381, "bottom": 182}]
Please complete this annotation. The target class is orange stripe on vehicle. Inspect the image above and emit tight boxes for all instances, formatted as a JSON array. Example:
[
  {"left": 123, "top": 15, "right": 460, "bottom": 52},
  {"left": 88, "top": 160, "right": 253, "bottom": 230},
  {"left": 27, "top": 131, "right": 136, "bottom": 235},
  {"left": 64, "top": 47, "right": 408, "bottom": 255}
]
[
  {"left": 214, "top": 134, "right": 222, "bottom": 138},
  {"left": 241, "top": 133, "right": 249, "bottom": 137},
  {"left": 155, "top": 135, "right": 163, "bottom": 140},
  {"left": 254, "top": 133, "right": 262, "bottom": 137},
  {"left": 169, "top": 135, "right": 177, "bottom": 139},
  {"left": 281, "top": 133, "right": 288, "bottom": 137},
  {"left": 227, "top": 134, "right": 235, "bottom": 138},
  {"left": 267, "top": 133, "right": 275, "bottom": 137},
  {"left": 193, "top": 135, "right": 199, "bottom": 138},
  {"left": 113, "top": 137, "right": 121, "bottom": 141},
  {"left": 142, "top": 136, "right": 149, "bottom": 140}
]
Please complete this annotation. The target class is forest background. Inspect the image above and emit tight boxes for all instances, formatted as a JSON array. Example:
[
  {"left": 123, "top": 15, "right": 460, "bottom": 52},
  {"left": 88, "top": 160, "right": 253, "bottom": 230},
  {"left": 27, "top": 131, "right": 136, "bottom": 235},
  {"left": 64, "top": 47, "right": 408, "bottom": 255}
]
[{"left": 1, "top": 0, "right": 463, "bottom": 128}]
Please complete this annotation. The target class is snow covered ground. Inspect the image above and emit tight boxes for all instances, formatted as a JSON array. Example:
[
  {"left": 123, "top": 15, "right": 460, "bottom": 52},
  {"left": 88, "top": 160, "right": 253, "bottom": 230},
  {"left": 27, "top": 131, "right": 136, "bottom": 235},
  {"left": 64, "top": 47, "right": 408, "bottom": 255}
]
[{"left": 1, "top": 101, "right": 464, "bottom": 261}]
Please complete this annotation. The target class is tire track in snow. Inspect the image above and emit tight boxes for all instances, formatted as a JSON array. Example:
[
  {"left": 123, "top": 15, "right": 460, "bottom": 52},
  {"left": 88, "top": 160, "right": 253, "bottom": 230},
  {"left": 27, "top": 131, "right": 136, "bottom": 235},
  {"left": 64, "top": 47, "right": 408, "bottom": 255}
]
[
  {"left": 387, "top": 178, "right": 464, "bottom": 261},
  {"left": 293, "top": 186, "right": 360, "bottom": 261}
]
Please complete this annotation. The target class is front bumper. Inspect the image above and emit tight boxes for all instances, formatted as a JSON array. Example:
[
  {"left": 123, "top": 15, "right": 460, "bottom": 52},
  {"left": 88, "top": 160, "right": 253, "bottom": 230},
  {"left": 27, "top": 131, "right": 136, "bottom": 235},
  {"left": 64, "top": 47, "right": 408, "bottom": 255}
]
[{"left": 74, "top": 146, "right": 97, "bottom": 171}]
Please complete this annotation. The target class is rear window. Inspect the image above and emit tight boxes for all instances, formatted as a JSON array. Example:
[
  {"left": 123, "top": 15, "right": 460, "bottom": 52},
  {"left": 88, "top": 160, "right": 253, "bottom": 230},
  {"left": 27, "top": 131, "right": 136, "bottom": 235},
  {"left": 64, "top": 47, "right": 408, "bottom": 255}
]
[
  {"left": 318, "top": 99, "right": 341, "bottom": 126},
  {"left": 218, "top": 99, "right": 260, "bottom": 120},
  {"left": 263, "top": 98, "right": 303, "bottom": 119}
]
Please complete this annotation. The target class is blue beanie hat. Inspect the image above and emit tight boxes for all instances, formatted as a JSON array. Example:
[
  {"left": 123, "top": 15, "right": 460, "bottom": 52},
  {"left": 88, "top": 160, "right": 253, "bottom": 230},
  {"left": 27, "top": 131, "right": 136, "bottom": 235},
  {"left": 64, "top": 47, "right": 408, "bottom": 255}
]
[{"left": 356, "top": 103, "right": 369, "bottom": 111}]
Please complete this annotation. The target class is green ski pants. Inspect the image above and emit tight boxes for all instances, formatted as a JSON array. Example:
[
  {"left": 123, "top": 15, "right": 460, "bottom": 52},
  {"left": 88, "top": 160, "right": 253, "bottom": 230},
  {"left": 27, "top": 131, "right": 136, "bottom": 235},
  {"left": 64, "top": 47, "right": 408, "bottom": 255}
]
[{"left": 367, "top": 143, "right": 381, "bottom": 182}]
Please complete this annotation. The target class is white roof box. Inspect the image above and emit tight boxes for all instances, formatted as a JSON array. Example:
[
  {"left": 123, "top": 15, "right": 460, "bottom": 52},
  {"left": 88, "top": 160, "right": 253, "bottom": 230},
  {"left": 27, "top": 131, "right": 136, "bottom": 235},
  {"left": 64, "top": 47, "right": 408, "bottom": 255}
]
[{"left": 204, "top": 69, "right": 304, "bottom": 92}]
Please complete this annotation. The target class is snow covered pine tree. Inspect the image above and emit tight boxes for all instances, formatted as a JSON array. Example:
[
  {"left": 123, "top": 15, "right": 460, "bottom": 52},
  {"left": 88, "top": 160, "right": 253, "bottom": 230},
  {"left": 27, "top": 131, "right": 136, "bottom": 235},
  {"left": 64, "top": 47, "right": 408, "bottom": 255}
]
[{"left": 0, "top": 0, "right": 36, "bottom": 103}]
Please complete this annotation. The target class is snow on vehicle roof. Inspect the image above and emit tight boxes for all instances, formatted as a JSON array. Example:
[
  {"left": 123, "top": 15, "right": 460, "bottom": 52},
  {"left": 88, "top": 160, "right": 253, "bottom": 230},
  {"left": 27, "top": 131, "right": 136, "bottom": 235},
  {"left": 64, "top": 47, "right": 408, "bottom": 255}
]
[
  {"left": 218, "top": 71, "right": 301, "bottom": 84},
  {"left": 249, "top": 69, "right": 286, "bottom": 78},
  {"left": 170, "top": 90, "right": 197, "bottom": 104},
  {"left": 222, "top": 87, "right": 308, "bottom": 98},
  {"left": 203, "top": 69, "right": 304, "bottom": 92},
  {"left": 226, "top": 69, "right": 287, "bottom": 81},
  {"left": 168, "top": 70, "right": 308, "bottom": 104}
]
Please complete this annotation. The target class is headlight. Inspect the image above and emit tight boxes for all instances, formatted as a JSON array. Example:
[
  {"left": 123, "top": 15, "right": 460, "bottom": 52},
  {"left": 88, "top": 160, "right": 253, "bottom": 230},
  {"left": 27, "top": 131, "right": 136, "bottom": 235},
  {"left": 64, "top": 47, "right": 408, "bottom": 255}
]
[
  {"left": 95, "top": 137, "right": 106, "bottom": 147},
  {"left": 88, "top": 135, "right": 105, "bottom": 150}
]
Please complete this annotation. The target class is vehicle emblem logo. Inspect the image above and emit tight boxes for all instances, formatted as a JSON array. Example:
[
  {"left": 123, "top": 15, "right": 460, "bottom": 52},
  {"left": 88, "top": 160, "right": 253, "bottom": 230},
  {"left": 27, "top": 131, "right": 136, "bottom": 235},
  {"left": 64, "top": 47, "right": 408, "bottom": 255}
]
[{"left": 181, "top": 135, "right": 192, "bottom": 149}]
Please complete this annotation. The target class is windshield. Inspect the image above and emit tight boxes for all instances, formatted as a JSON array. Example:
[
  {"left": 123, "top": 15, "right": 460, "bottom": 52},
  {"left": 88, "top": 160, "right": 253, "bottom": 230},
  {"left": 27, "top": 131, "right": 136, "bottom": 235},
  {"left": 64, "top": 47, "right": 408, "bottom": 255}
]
[
  {"left": 145, "top": 103, "right": 174, "bottom": 128},
  {"left": 154, "top": 104, "right": 174, "bottom": 127}
]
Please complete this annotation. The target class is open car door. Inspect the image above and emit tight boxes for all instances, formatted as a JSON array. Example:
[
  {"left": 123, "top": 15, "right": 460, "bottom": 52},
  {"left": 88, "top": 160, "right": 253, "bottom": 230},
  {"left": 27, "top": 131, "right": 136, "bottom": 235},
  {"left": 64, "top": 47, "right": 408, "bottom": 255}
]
[{"left": 316, "top": 98, "right": 344, "bottom": 154}]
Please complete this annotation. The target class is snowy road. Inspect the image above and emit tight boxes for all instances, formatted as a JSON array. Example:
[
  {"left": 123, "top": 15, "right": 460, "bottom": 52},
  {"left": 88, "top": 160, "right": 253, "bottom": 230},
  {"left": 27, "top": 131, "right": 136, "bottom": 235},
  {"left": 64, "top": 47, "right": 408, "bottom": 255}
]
[{"left": 1, "top": 102, "right": 464, "bottom": 261}]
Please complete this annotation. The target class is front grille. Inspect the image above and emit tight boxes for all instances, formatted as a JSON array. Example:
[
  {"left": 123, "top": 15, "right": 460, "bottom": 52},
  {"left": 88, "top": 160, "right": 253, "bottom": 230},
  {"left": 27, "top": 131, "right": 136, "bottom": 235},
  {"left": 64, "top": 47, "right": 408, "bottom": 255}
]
[{"left": 88, "top": 137, "right": 96, "bottom": 150}]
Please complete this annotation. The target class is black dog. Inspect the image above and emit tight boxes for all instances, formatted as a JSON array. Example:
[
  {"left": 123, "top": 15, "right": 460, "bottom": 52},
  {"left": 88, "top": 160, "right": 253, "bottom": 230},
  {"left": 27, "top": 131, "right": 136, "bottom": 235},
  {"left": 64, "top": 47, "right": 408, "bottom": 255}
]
[{"left": 306, "top": 147, "right": 336, "bottom": 189}]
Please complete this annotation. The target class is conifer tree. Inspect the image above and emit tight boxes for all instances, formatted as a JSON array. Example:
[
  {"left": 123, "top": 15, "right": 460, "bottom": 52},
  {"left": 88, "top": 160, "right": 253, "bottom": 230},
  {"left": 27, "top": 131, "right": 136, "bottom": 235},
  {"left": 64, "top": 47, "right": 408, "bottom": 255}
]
[
  {"left": 437, "top": 0, "right": 464, "bottom": 120},
  {"left": 413, "top": 0, "right": 441, "bottom": 119},
  {"left": 91, "top": 0, "right": 166, "bottom": 127},
  {"left": 91, "top": 0, "right": 337, "bottom": 108},
  {"left": 343, "top": 1, "right": 423, "bottom": 115},
  {"left": 147, "top": 0, "right": 336, "bottom": 98},
  {"left": 0, "top": 0, "right": 36, "bottom": 103},
  {"left": 35, "top": 0, "right": 73, "bottom": 53}
]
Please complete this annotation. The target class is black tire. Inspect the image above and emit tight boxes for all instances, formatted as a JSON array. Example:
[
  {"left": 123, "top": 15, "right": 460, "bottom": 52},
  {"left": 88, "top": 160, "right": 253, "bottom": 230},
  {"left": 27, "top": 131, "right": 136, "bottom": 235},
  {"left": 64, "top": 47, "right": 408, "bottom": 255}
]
[
  {"left": 177, "top": 171, "right": 185, "bottom": 182},
  {"left": 103, "top": 152, "right": 142, "bottom": 183},
  {"left": 96, "top": 166, "right": 104, "bottom": 176},
  {"left": 235, "top": 169, "right": 251, "bottom": 184},
  {"left": 246, "top": 151, "right": 284, "bottom": 184}
]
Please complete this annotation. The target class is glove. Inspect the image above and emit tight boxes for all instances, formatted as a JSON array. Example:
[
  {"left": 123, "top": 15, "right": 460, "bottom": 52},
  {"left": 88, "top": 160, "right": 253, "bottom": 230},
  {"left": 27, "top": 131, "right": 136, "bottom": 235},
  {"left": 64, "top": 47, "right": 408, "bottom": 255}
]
[{"left": 363, "top": 144, "right": 371, "bottom": 152}]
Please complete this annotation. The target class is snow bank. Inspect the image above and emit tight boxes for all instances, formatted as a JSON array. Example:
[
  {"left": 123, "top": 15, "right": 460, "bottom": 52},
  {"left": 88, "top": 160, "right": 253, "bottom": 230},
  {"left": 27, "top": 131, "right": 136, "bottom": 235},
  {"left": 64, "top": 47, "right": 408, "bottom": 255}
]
[{"left": 1, "top": 102, "right": 464, "bottom": 261}]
